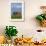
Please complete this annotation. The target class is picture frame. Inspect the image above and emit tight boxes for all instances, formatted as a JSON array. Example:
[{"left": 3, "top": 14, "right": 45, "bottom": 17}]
[{"left": 9, "top": 1, "right": 25, "bottom": 22}]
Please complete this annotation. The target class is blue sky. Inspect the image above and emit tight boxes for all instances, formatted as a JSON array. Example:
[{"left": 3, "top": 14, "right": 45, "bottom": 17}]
[{"left": 11, "top": 3, "right": 22, "bottom": 13}]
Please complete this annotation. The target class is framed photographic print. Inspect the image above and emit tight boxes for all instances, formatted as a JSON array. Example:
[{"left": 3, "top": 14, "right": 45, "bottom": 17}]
[{"left": 9, "top": 1, "right": 25, "bottom": 21}]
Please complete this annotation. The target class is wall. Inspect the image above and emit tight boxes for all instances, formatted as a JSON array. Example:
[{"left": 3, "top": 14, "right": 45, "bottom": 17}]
[{"left": 0, "top": 0, "right": 46, "bottom": 39}]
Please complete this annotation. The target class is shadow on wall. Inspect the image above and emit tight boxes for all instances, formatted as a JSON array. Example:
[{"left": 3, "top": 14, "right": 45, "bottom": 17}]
[
  {"left": 30, "top": 16, "right": 40, "bottom": 27},
  {"left": 0, "top": 26, "right": 5, "bottom": 35}
]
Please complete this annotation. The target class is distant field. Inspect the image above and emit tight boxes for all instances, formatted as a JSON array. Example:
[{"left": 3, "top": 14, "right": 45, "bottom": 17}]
[{"left": 11, "top": 12, "right": 22, "bottom": 19}]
